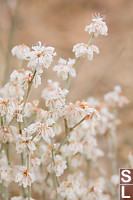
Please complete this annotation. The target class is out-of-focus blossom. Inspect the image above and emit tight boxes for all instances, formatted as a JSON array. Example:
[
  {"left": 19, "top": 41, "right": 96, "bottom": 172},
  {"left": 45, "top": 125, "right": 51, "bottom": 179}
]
[
  {"left": 0, "top": 126, "right": 18, "bottom": 143},
  {"left": 104, "top": 86, "right": 129, "bottom": 108},
  {"left": 47, "top": 155, "right": 67, "bottom": 177},
  {"left": 0, "top": 166, "right": 14, "bottom": 186},
  {"left": 30, "top": 155, "right": 41, "bottom": 168},
  {"left": 12, "top": 44, "right": 30, "bottom": 60},
  {"left": 85, "top": 13, "right": 108, "bottom": 37},
  {"left": 111, "top": 174, "right": 119, "bottom": 185},
  {"left": 57, "top": 178, "right": 81, "bottom": 200},
  {"left": 41, "top": 80, "right": 68, "bottom": 110},
  {"left": 53, "top": 58, "right": 76, "bottom": 80},
  {"left": 73, "top": 43, "right": 99, "bottom": 60}
]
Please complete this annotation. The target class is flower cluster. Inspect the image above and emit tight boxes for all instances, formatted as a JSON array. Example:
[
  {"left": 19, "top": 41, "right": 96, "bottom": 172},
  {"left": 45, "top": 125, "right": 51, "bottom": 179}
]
[{"left": 0, "top": 14, "right": 129, "bottom": 200}]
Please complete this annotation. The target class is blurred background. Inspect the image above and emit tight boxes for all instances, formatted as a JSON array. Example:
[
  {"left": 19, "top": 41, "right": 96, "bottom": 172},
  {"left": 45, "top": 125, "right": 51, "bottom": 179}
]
[{"left": 0, "top": 0, "right": 133, "bottom": 169}]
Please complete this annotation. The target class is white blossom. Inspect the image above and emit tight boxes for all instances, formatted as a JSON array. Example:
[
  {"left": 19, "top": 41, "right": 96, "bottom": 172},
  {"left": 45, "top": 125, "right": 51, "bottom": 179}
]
[
  {"left": 57, "top": 179, "right": 80, "bottom": 200},
  {"left": 15, "top": 166, "right": 35, "bottom": 187},
  {"left": 104, "top": 86, "right": 129, "bottom": 107},
  {"left": 111, "top": 174, "right": 119, "bottom": 186},
  {"left": 12, "top": 44, "right": 30, "bottom": 60},
  {"left": 25, "top": 41, "right": 56, "bottom": 72},
  {"left": 85, "top": 13, "right": 108, "bottom": 37},
  {"left": 0, "top": 126, "right": 18, "bottom": 143},
  {"left": 53, "top": 58, "right": 76, "bottom": 80},
  {"left": 41, "top": 80, "right": 68, "bottom": 109},
  {"left": 16, "top": 131, "right": 36, "bottom": 154},
  {"left": 47, "top": 155, "right": 67, "bottom": 177},
  {"left": 73, "top": 43, "right": 99, "bottom": 60},
  {"left": 0, "top": 166, "right": 14, "bottom": 186},
  {"left": 25, "top": 119, "right": 55, "bottom": 143}
]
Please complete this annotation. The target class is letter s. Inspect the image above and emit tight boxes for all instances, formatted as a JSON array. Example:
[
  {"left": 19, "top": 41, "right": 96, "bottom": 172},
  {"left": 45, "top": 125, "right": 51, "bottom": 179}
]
[{"left": 121, "top": 170, "right": 131, "bottom": 183}]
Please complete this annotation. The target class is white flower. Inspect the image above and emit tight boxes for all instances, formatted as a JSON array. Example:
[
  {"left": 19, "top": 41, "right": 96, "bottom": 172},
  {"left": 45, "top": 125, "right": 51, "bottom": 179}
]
[
  {"left": 68, "top": 133, "right": 83, "bottom": 155},
  {"left": 10, "top": 69, "right": 33, "bottom": 90},
  {"left": 3, "top": 83, "right": 25, "bottom": 99},
  {"left": 63, "top": 101, "right": 99, "bottom": 128},
  {"left": 53, "top": 58, "right": 76, "bottom": 80},
  {"left": 0, "top": 98, "right": 13, "bottom": 117},
  {"left": 85, "top": 13, "right": 108, "bottom": 37},
  {"left": 104, "top": 86, "right": 129, "bottom": 107},
  {"left": 26, "top": 119, "right": 55, "bottom": 143},
  {"left": 0, "top": 151, "right": 8, "bottom": 167},
  {"left": 25, "top": 41, "right": 56, "bottom": 72},
  {"left": 40, "top": 144, "right": 52, "bottom": 164},
  {"left": 0, "top": 166, "right": 13, "bottom": 186},
  {"left": 39, "top": 122, "right": 55, "bottom": 143},
  {"left": 81, "top": 135, "right": 103, "bottom": 161},
  {"left": 73, "top": 43, "right": 99, "bottom": 60},
  {"left": 52, "top": 124, "right": 62, "bottom": 135},
  {"left": 33, "top": 72, "right": 41, "bottom": 88},
  {"left": 16, "top": 131, "right": 36, "bottom": 154},
  {"left": 57, "top": 179, "right": 80, "bottom": 200},
  {"left": 15, "top": 166, "right": 35, "bottom": 187},
  {"left": 30, "top": 155, "right": 41, "bottom": 168},
  {"left": 63, "top": 102, "right": 85, "bottom": 128},
  {"left": 69, "top": 154, "right": 83, "bottom": 169},
  {"left": 41, "top": 80, "right": 68, "bottom": 109},
  {"left": 0, "top": 126, "right": 18, "bottom": 143},
  {"left": 14, "top": 102, "right": 24, "bottom": 122},
  {"left": 0, "top": 70, "right": 35, "bottom": 100},
  {"left": 11, "top": 44, "right": 30, "bottom": 60},
  {"left": 47, "top": 155, "right": 67, "bottom": 177},
  {"left": 73, "top": 43, "right": 87, "bottom": 58},
  {"left": 17, "top": 113, "right": 23, "bottom": 122},
  {"left": 23, "top": 102, "right": 34, "bottom": 118},
  {"left": 111, "top": 174, "right": 119, "bottom": 185}
]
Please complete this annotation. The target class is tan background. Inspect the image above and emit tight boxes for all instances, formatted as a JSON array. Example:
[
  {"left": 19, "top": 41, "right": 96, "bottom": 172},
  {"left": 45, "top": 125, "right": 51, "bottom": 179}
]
[{"left": 0, "top": 0, "right": 133, "bottom": 166}]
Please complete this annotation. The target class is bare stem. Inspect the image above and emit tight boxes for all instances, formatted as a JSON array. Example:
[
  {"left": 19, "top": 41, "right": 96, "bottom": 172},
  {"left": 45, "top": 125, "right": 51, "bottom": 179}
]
[
  {"left": 56, "top": 117, "right": 85, "bottom": 155},
  {"left": 87, "top": 33, "right": 94, "bottom": 45},
  {"left": 22, "top": 70, "right": 37, "bottom": 112},
  {"left": 27, "top": 154, "right": 30, "bottom": 200},
  {"left": 69, "top": 116, "right": 86, "bottom": 131},
  {"left": 3, "top": 184, "right": 8, "bottom": 200},
  {"left": 65, "top": 73, "right": 70, "bottom": 90},
  {"left": 3, "top": 0, "right": 21, "bottom": 85},
  {"left": 8, "top": 117, "right": 15, "bottom": 126},
  {"left": 56, "top": 119, "right": 68, "bottom": 155},
  {"left": 51, "top": 144, "right": 60, "bottom": 187},
  {"left": 28, "top": 186, "right": 31, "bottom": 200},
  {"left": 5, "top": 142, "right": 10, "bottom": 165}
]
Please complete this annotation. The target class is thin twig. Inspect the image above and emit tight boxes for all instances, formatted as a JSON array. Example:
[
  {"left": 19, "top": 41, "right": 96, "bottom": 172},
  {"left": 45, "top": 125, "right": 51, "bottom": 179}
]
[
  {"left": 51, "top": 143, "right": 60, "bottom": 187},
  {"left": 27, "top": 154, "right": 31, "bottom": 200},
  {"left": 3, "top": 0, "right": 21, "bottom": 85},
  {"left": 70, "top": 116, "right": 86, "bottom": 131},
  {"left": 56, "top": 117, "right": 86, "bottom": 154},
  {"left": 22, "top": 70, "right": 37, "bottom": 112}
]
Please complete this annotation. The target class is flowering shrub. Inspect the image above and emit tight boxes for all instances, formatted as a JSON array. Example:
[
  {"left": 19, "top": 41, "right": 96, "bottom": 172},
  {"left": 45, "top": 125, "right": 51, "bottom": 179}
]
[{"left": 0, "top": 14, "right": 130, "bottom": 200}]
